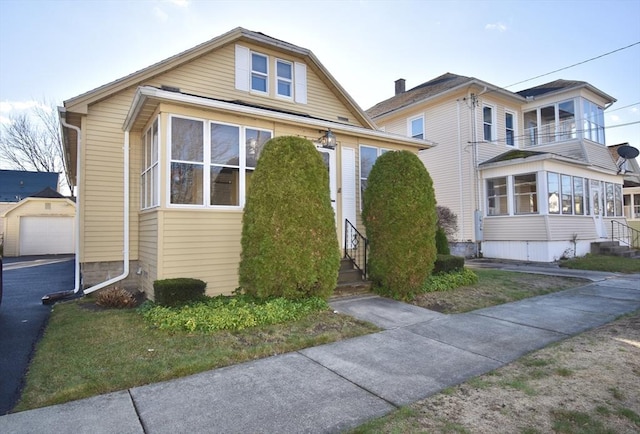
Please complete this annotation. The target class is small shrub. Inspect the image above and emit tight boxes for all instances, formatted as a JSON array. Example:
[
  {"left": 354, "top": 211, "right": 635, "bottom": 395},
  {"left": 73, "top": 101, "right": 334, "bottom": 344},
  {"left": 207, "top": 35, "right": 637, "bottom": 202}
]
[
  {"left": 422, "top": 268, "right": 478, "bottom": 293},
  {"left": 433, "top": 254, "right": 464, "bottom": 274},
  {"left": 95, "top": 287, "right": 137, "bottom": 309},
  {"left": 435, "top": 227, "right": 450, "bottom": 254},
  {"left": 139, "top": 295, "right": 329, "bottom": 332},
  {"left": 153, "top": 278, "right": 207, "bottom": 307}
]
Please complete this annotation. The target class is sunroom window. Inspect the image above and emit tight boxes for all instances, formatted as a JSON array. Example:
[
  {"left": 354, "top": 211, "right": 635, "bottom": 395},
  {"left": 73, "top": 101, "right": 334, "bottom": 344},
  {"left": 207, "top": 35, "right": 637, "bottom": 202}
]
[
  {"left": 169, "top": 115, "right": 272, "bottom": 207},
  {"left": 514, "top": 173, "right": 538, "bottom": 214},
  {"left": 141, "top": 118, "right": 159, "bottom": 209},
  {"left": 524, "top": 99, "right": 576, "bottom": 146},
  {"left": 487, "top": 177, "right": 508, "bottom": 215}
]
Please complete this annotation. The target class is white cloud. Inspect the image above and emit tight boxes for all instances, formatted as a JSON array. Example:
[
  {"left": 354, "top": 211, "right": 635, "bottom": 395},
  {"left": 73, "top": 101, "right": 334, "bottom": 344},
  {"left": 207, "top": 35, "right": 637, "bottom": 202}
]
[
  {"left": 485, "top": 22, "right": 507, "bottom": 32},
  {"left": 631, "top": 107, "right": 639, "bottom": 113},
  {"left": 0, "top": 115, "right": 12, "bottom": 125},
  {"left": 610, "top": 114, "right": 621, "bottom": 122},
  {"left": 154, "top": 7, "right": 169, "bottom": 22}
]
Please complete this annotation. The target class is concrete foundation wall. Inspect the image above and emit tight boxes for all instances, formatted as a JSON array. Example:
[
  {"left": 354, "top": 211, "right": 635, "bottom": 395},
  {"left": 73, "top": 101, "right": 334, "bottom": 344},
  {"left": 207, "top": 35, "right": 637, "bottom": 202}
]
[{"left": 81, "top": 260, "right": 140, "bottom": 291}]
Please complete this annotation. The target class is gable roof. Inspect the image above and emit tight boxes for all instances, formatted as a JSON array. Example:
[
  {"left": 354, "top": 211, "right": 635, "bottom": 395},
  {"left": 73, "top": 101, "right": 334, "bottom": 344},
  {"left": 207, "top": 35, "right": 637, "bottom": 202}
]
[
  {"left": 63, "top": 27, "right": 375, "bottom": 130},
  {"left": 517, "top": 79, "right": 616, "bottom": 103},
  {"left": 30, "top": 186, "right": 66, "bottom": 199},
  {"left": 366, "top": 72, "right": 525, "bottom": 119}
]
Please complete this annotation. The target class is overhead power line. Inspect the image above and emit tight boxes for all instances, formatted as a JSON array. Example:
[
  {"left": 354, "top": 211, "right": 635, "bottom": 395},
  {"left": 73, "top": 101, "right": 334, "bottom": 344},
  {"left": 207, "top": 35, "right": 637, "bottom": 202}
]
[{"left": 503, "top": 41, "right": 640, "bottom": 90}]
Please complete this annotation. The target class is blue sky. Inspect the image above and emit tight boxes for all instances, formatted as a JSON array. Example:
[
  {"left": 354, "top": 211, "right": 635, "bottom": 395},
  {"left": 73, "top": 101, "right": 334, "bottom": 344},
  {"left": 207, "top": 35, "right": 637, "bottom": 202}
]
[{"left": 1, "top": 0, "right": 639, "bottom": 150}]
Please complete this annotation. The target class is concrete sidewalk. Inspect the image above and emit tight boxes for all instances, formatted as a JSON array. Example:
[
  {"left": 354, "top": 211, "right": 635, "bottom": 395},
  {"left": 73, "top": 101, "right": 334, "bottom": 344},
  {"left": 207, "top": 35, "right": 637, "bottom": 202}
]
[{"left": 1, "top": 270, "right": 638, "bottom": 433}]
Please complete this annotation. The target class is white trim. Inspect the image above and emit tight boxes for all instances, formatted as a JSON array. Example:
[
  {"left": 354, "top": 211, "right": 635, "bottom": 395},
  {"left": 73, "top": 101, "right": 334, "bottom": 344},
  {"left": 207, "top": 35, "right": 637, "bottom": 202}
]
[
  {"left": 505, "top": 110, "right": 516, "bottom": 147},
  {"left": 482, "top": 104, "right": 496, "bottom": 142},
  {"left": 294, "top": 62, "right": 307, "bottom": 104},
  {"left": 124, "top": 86, "right": 435, "bottom": 148},
  {"left": 250, "top": 51, "right": 269, "bottom": 94},
  {"left": 235, "top": 44, "right": 250, "bottom": 92},
  {"left": 341, "top": 147, "right": 356, "bottom": 248},
  {"left": 275, "top": 58, "right": 293, "bottom": 100},
  {"left": 407, "top": 114, "right": 425, "bottom": 139}
]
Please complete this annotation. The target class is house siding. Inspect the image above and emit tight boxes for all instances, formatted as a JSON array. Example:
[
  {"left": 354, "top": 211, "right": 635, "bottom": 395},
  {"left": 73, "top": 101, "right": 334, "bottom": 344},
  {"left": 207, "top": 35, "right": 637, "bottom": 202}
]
[{"left": 138, "top": 211, "right": 158, "bottom": 296}]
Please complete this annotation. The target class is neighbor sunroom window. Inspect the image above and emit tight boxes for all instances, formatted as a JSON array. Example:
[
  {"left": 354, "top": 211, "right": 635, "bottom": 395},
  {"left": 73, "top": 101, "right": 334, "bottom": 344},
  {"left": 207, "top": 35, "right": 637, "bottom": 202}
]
[
  {"left": 583, "top": 99, "right": 605, "bottom": 144},
  {"left": 141, "top": 117, "right": 159, "bottom": 209},
  {"left": 486, "top": 177, "right": 508, "bottom": 215},
  {"left": 605, "top": 182, "right": 623, "bottom": 217},
  {"left": 547, "top": 172, "right": 560, "bottom": 214},
  {"left": 169, "top": 115, "right": 272, "bottom": 207},
  {"left": 276, "top": 59, "right": 293, "bottom": 98},
  {"left": 251, "top": 52, "right": 268, "bottom": 93},
  {"left": 514, "top": 173, "right": 538, "bottom": 214}
]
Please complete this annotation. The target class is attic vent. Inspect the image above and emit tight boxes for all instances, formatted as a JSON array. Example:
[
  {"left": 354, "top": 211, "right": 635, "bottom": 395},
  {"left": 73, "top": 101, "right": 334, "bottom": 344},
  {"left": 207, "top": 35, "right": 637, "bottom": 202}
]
[
  {"left": 160, "top": 85, "right": 181, "bottom": 93},
  {"left": 337, "top": 116, "right": 349, "bottom": 122}
]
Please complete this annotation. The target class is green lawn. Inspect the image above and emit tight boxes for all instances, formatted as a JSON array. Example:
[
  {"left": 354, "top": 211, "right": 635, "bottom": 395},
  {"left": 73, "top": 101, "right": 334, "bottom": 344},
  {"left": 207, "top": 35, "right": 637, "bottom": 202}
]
[{"left": 559, "top": 254, "right": 640, "bottom": 273}]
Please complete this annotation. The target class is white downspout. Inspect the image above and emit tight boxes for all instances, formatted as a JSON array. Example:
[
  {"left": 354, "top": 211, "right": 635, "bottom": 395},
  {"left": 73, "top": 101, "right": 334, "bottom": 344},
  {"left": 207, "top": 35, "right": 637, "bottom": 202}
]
[
  {"left": 58, "top": 109, "right": 81, "bottom": 294},
  {"left": 43, "top": 120, "right": 130, "bottom": 303},
  {"left": 83, "top": 130, "right": 130, "bottom": 294}
]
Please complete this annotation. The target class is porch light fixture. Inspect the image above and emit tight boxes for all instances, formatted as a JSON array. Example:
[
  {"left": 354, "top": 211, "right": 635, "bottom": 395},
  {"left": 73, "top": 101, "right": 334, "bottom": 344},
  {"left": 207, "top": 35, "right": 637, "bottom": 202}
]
[{"left": 319, "top": 129, "right": 337, "bottom": 149}]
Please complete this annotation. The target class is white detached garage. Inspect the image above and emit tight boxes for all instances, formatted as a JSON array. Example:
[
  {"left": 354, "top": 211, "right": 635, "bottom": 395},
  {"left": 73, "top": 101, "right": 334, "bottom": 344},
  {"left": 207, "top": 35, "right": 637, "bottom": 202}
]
[{"left": 1, "top": 188, "right": 76, "bottom": 257}]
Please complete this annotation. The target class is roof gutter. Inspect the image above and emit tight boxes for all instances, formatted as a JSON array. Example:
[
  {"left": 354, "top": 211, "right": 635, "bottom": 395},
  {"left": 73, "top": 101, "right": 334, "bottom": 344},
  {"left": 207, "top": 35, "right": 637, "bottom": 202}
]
[
  {"left": 43, "top": 115, "right": 130, "bottom": 304},
  {"left": 124, "top": 86, "right": 436, "bottom": 149}
]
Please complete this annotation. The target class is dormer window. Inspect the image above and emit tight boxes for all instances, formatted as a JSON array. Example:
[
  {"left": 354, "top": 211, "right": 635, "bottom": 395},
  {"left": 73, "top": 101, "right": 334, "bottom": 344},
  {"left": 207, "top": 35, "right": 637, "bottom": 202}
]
[
  {"left": 251, "top": 52, "right": 268, "bottom": 93},
  {"left": 276, "top": 59, "right": 293, "bottom": 98},
  {"left": 235, "top": 44, "right": 308, "bottom": 104}
]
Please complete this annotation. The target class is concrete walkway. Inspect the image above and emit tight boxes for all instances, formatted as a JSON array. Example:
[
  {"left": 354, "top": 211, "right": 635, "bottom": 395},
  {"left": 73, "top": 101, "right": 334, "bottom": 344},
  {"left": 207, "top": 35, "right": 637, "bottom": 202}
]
[{"left": 1, "top": 266, "right": 638, "bottom": 433}]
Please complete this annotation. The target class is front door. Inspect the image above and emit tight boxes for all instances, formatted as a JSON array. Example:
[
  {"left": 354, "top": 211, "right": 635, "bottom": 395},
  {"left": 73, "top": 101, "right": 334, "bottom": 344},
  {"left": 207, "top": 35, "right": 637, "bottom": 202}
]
[
  {"left": 317, "top": 147, "right": 337, "bottom": 223},
  {"left": 590, "top": 179, "right": 607, "bottom": 238}
]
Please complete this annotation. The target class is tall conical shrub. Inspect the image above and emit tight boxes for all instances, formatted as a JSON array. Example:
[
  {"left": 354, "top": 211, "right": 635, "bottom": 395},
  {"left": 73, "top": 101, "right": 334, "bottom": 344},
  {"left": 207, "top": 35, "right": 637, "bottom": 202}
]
[
  {"left": 239, "top": 136, "right": 339, "bottom": 299},
  {"left": 362, "top": 150, "right": 437, "bottom": 299}
]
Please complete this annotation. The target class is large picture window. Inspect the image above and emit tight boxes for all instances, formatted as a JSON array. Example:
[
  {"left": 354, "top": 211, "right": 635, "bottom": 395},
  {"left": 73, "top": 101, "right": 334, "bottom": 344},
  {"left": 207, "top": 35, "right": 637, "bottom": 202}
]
[
  {"left": 141, "top": 117, "right": 159, "bottom": 209},
  {"left": 514, "top": 173, "right": 538, "bottom": 214},
  {"left": 487, "top": 177, "right": 508, "bottom": 215},
  {"left": 169, "top": 115, "right": 272, "bottom": 207}
]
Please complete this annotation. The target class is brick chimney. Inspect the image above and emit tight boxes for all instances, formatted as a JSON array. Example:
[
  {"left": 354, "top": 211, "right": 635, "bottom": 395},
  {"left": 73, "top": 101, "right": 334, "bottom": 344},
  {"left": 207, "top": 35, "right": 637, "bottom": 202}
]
[{"left": 395, "top": 78, "right": 406, "bottom": 95}]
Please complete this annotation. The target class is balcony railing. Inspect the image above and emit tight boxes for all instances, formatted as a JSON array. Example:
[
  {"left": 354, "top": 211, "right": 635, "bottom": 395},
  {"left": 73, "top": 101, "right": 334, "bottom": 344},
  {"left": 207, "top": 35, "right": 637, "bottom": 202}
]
[{"left": 524, "top": 118, "right": 577, "bottom": 147}]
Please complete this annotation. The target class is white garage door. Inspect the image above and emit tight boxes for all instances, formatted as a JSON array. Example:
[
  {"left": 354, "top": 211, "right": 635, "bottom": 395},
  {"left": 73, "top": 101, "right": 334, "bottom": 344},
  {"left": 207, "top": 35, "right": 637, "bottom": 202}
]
[{"left": 20, "top": 216, "right": 75, "bottom": 255}]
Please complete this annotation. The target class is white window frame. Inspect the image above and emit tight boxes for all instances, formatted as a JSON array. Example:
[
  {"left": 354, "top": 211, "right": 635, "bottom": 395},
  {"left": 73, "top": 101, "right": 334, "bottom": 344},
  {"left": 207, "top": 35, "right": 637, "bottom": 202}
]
[
  {"left": 486, "top": 177, "right": 508, "bottom": 216},
  {"left": 250, "top": 51, "right": 269, "bottom": 94},
  {"left": 505, "top": 110, "right": 516, "bottom": 146},
  {"left": 513, "top": 173, "right": 538, "bottom": 215},
  {"left": 408, "top": 115, "right": 425, "bottom": 139},
  {"left": 141, "top": 116, "right": 160, "bottom": 210},
  {"left": 275, "top": 58, "right": 293, "bottom": 99},
  {"left": 167, "top": 114, "right": 273, "bottom": 209},
  {"left": 483, "top": 105, "right": 496, "bottom": 142}
]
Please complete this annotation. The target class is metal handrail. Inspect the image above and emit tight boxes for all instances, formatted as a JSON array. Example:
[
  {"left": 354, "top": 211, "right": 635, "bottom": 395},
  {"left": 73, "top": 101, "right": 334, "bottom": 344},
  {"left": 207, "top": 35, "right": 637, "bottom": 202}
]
[
  {"left": 611, "top": 220, "right": 640, "bottom": 249},
  {"left": 344, "top": 219, "right": 368, "bottom": 279}
]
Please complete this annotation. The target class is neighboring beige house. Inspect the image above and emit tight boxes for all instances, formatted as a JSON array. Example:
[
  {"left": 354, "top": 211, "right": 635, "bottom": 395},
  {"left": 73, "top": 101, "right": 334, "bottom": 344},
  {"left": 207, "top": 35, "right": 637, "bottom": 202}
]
[
  {"left": 59, "top": 27, "right": 432, "bottom": 297},
  {"left": 367, "top": 73, "right": 628, "bottom": 262},
  {"left": 1, "top": 187, "right": 76, "bottom": 256}
]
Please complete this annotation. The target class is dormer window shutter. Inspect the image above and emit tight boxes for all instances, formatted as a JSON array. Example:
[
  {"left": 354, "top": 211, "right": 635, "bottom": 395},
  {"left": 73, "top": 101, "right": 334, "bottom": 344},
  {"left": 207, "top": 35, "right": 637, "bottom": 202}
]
[
  {"left": 235, "top": 45, "right": 250, "bottom": 92},
  {"left": 294, "top": 62, "right": 307, "bottom": 104}
]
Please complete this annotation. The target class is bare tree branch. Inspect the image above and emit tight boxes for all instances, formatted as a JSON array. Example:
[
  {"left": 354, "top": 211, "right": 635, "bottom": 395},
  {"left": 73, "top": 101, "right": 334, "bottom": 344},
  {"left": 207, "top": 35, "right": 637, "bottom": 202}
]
[{"left": 0, "top": 102, "right": 71, "bottom": 194}]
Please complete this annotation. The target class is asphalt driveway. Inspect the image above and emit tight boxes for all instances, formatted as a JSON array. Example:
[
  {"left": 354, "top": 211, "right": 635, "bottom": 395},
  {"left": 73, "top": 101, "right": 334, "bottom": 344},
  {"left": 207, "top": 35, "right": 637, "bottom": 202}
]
[{"left": 0, "top": 256, "right": 74, "bottom": 415}]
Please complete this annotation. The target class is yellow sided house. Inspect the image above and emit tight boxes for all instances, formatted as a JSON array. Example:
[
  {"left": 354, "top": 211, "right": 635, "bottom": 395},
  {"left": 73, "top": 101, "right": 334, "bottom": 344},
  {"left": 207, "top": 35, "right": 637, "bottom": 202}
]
[{"left": 60, "top": 27, "right": 432, "bottom": 297}]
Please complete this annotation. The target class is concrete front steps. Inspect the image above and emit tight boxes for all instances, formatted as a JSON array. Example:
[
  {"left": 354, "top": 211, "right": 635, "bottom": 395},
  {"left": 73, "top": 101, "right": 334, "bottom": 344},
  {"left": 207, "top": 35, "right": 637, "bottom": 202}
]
[
  {"left": 333, "top": 258, "right": 371, "bottom": 298},
  {"left": 591, "top": 241, "right": 640, "bottom": 258}
]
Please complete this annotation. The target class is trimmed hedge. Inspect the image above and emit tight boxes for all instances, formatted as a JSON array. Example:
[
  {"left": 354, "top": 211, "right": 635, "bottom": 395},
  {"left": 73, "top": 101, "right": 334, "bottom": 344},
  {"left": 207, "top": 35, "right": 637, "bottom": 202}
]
[
  {"left": 433, "top": 254, "right": 465, "bottom": 275},
  {"left": 435, "top": 227, "right": 450, "bottom": 254},
  {"left": 362, "top": 150, "right": 437, "bottom": 299},
  {"left": 153, "top": 278, "right": 207, "bottom": 307},
  {"left": 239, "top": 136, "right": 340, "bottom": 300}
]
